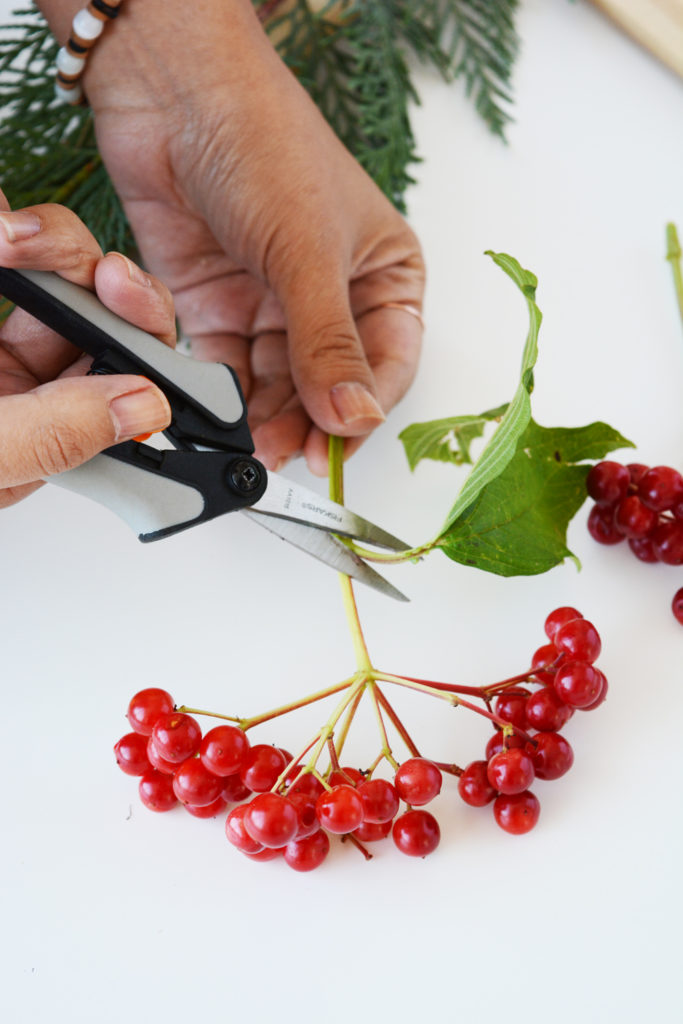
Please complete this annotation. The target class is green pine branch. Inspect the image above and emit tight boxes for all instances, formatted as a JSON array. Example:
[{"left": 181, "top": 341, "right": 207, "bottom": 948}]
[{"left": 0, "top": 1, "right": 520, "bottom": 254}]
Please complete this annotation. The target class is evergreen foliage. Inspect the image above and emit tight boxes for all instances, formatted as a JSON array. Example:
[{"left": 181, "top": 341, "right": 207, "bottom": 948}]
[{"left": 0, "top": 1, "right": 519, "bottom": 253}]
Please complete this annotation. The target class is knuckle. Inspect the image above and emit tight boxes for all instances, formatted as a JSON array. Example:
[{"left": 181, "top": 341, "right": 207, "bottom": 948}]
[{"left": 31, "top": 420, "right": 91, "bottom": 477}]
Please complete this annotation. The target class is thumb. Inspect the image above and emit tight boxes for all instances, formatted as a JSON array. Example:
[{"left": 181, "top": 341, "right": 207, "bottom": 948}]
[
  {"left": 282, "top": 271, "right": 385, "bottom": 436},
  {"left": 0, "top": 375, "right": 171, "bottom": 489}
]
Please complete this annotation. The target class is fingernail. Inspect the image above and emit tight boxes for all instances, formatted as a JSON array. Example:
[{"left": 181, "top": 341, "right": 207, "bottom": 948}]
[
  {"left": 110, "top": 251, "right": 152, "bottom": 287},
  {"left": 330, "top": 382, "right": 385, "bottom": 427},
  {"left": 0, "top": 211, "right": 41, "bottom": 243},
  {"left": 109, "top": 384, "right": 171, "bottom": 441}
]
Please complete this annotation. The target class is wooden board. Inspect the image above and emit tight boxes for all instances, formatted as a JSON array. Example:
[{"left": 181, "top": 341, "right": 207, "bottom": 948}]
[{"left": 590, "top": 0, "right": 683, "bottom": 77}]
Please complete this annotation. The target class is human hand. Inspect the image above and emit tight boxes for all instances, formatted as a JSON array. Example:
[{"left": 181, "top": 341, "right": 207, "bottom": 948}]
[
  {"left": 0, "top": 190, "right": 173, "bottom": 509},
  {"left": 59, "top": 0, "right": 425, "bottom": 475}
]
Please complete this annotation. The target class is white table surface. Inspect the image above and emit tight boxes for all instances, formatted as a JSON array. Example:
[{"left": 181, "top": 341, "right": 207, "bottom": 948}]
[{"left": 1, "top": 2, "right": 682, "bottom": 1022}]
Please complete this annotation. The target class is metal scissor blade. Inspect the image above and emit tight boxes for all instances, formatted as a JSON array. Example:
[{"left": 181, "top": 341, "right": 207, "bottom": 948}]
[
  {"left": 241, "top": 509, "right": 409, "bottom": 602},
  {"left": 249, "top": 472, "right": 410, "bottom": 551}
]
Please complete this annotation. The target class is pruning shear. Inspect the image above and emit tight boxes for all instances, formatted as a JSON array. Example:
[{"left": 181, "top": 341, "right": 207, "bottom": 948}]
[{"left": 0, "top": 267, "right": 409, "bottom": 601}]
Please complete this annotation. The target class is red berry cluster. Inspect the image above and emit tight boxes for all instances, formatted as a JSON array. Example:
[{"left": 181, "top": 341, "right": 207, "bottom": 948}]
[
  {"left": 226, "top": 758, "right": 442, "bottom": 870},
  {"left": 114, "top": 690, "right": 443, "bottom": 871},
  {"left": 457, "top": 607, "right": 607, "bottom": 834},
  {"left": 585, "top": 461, "right": 683, "bottom": 623},
  {"left": 113, "top": 607, "right": 607, "bottom": 870}
]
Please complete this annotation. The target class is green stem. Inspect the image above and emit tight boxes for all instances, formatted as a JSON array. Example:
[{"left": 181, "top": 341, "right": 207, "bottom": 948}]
[
  {"left": 341, "top": 539, "right": 436, "bottom": 565},
  {"left": 175, "top": 704, "right": 242, "bottom": 724},
  {"left": 304, "top": 674, "right": 368, "bottom": 774},
  {"left": 666, "top": 223, "right": 683, "bottom": 327},
  {"left": 241, "top": 676, "right": 355, "bottom": 730},
  {"left": 329, "top": 434, "right": 373, "bottom": 673},
  {"left": 177, "top": 677, "right": 355, "bottom": 732},
  {"left": 375, "top": 687, "right": 422, "bottom": 757},
  {"left": 368, "top": 682, "right": 399, "bottom": 770},
  {"left": 334, "top": 682, "right": 366, "bottom": 762}
]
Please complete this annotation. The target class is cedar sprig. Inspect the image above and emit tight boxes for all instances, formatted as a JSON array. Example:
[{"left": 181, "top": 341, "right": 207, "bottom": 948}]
[{"left": 0, "top": 1, "right": 519, "bottom": 253}]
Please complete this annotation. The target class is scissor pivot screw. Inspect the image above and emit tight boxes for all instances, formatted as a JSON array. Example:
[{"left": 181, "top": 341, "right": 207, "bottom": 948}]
[{"left": 229, "top": 458, "right": 263, "bottom": 494}]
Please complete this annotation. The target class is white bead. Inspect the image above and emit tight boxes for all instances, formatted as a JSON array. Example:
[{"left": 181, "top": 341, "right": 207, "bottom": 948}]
[
  {"left": 72, "top": 8, "right": 105, "bottom": 42},
  {"left": 55, "top": 81, "right": 83, "bottom": 105},
  {"left": 57, "top": 47, "right": 86, "bottom": 77}
]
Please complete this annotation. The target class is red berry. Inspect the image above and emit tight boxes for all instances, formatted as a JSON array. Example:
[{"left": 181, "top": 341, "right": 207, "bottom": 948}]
[
  {"left": 587, "top": 504, "right": 626, "bottom": 545},
  {"left": 627, "top": 463, "right": 650, "bottom": 488},
  {"left": 628, "top": 535, "right": 659, "bottom": 562},
  {"left": 151, "top": 713, "right": 202, "bottom": 764},
  {"left": 225, "top": 805, "right": 264, "bottom": 854},
  {"left": 651, "top": 520, "right": 683, "bottom": 565},
  {"left": 126, "top": 688, "right": 174, "bottom": 736},
  {"left": 614, "top": 495, "right": 658, "bottom": 538},
  {"left": 493, "top": 689, "right": 530, "bottom": 730},
  {"left": 288, "top": 791, "right": 320, "bottom": 839},
  {"left": 394, "top": 758, "right": 442, "bottom": 806},
  {"left": 221, "top": 774, "right": 252, "bottom": 803},
  {"left": 353, "top": 820, "right": 393, "bottom": 842},
  {"left": 484, "top": 731, "right": 525, "bottom": 760},
  {"left": 554, "top": 618, "right": 601, "bottom": 664},
  {"left": 637, "top": 465, "right": 683, "bottom": 512},
  {"left": 673, "top": 588, "right": 683, "bottom": 625},
  {"left": 357, "top": 779, "right": 400, "bottom": 824},
  {"left": 245, "top": 846, "right": 285, "bottom": 862},
  {"left": 287, "top": 773, "right": 325, "bottom": 799},
  {"left": 544, "top": 607, "right": 583, "bottom": 642},
  {"left": 114, "top": 732, "right": 151, "bottom": 776},
  {"left": 284, "top": 830, "right": 330, "bottom": 872},
  {"left": 493, "top": 791, "right": 540, "bottom": 834},
  {"left": 526, "top": 732, "right": 574, "bottom": 780},
  {"left": 146, "top": 737, "right": 180, "bottom": 775},
  {"left": 586, "top": 461, "right": 630, "bottom": 505},
  {"left": 525, "top": 687, "right": 573, "bottom": 732},
  {"left": 316, "top": 785, "right": 364, "bottom": 834},
  {"left": 239, "top": 745, "right": 287, "bottom": 793},
  {"left": 244, "top": 793, "right": 299, "bottom": 848},
  {"left": 139, "top": 769, "right": 178, "bottom": 812},
  {"left": 328, "top": 766, "right": 364, "bottom": 788},
  {"left": 457, "top": 760, "right": 496, "bottom": 807},
  {"left": 392, "top": 810, "right": 440, "bottom": 857},
  {"left": 200, "top": 725, "right": 250, "bottom": 777},
  {"left": 531, "top": 643, "right": 560, "bottom": 685},
  {"left": 172, "top": 757, "right": 224, "bottom": 807},
  {"left": 581, "top": 670, "right": 608, "bottom": 710},
  {"left": 554, "top": 661, "right": 603, "bottom": 708},
  {"left": 487, "top": 748, "right": 535, "bottom": 795},
  {"left": 185, "top": 796, "right": 227, "bottom": 819}
]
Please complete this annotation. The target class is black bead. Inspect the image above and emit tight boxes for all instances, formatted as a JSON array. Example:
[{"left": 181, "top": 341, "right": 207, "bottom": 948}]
[{"left": 91, "top": 0, "right": 121, "bottom": 19}]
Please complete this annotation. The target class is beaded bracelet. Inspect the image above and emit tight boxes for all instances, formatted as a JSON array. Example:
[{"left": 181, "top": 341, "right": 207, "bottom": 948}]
[{"left": 55, "top": 0, "right": 124, "bottom": 105}]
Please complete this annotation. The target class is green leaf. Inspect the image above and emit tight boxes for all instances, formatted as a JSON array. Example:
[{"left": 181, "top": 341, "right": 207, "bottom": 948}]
[
  {"left": 436, "top": 418, "right": 635, "bottom": 576},
  {"left": 438, "top": 250, "right": 542, "bottom": 533},
  {"left": 399, "top": 403, "right": 508, "bottom": 470}
]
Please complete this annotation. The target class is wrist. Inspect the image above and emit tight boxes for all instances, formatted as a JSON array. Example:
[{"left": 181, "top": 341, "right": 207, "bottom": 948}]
[{"left": 40, "top": 0, "right": 283, "bottom": 114}]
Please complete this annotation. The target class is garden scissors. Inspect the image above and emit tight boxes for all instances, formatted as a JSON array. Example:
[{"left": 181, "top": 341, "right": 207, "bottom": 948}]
[{"left": 0, "top": 266, "right": 409, "bottom": 601}]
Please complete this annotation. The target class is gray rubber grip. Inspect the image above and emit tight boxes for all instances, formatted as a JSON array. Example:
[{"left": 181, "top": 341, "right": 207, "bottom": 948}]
[
  {"left": 51, "top": 452, "right": 205, "bottom": 538},
  {"left": 20, "top": 268, "right": 245, "bottom": 426}
]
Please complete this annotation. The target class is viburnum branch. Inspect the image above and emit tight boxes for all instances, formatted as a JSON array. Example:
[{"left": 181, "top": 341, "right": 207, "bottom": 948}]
[
  {"left": 342, "top": 832, "right": 373, "bottom": 861},
  {"left": 334, "top": 680, "right": 367, "bottom": 762},
  {"left": 373, "top": 670, "right": 535, "bottom": 742},
  {"left": 238, "top": 676, "right": 356, "bottom": 731},
  {"left": 175, "top": 704, "right": 242, "bottom": 724},
  {"left": 271, "top": 732, "right": 323, "bottom": 794},
  {"left": 666, "top": 222, "right": 683, "bottom": 325},
  {"left": 375, "top": 687, "right": 422, "bottom": 758},
  {"left": 368, "top": 681, "right": 399, "bottom": 770},
  {"left": 304, "top": 675, "right": 367, "bottom": 775},
  {"left": 326, "top": 735, "right": 342, "bottom": 773}
]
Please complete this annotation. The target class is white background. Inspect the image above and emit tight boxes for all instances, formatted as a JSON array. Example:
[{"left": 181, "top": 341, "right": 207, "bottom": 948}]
[{"left": 1, "top": 2, "right": 682, "bottom": 1022}]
